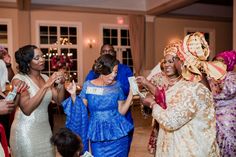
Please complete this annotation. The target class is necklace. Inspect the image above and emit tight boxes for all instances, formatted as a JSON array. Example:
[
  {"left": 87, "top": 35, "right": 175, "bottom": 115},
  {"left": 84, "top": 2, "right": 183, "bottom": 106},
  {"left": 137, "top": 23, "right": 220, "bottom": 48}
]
[{"left": 167, "top": 75, "right": 182, "bottom": 88}]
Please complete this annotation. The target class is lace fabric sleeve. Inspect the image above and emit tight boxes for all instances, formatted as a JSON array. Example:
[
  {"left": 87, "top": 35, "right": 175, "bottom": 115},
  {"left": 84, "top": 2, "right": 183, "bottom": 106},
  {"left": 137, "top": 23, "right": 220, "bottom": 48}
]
[{"left": 152, "top": 83, "right": 208, "bottom": 131}]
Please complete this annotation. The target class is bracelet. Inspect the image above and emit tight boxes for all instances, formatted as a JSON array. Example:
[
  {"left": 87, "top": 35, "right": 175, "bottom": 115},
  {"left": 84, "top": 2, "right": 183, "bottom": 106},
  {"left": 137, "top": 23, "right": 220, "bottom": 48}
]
[{"left": 150, "top": 101, "right": 156, "bottom": 109}]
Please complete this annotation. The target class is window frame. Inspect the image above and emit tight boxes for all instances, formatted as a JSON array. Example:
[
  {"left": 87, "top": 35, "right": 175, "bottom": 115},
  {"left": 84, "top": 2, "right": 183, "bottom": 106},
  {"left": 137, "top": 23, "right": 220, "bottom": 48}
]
[
  {"left": 0, "top": 18, "right": 13, "bottom": 59},
  {"left": 36, "top": 20, "right": 83, "bottom": 84},
  {"left": 100, "top": 24, "right": 133, "bottom": 71}
]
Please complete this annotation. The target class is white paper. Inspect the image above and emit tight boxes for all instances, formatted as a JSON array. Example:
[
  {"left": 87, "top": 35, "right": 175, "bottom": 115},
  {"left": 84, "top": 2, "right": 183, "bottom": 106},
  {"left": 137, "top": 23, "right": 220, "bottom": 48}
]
[
  {"left": 5, "top": 86, "right": 17, "bottom": 101},
  {"left": 128, "top": 76, "right": 145, "bottom": 98}
]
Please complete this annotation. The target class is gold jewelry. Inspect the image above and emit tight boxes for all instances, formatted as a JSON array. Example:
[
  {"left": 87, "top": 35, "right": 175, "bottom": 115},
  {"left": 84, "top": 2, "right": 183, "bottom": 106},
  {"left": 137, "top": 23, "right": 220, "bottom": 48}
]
[{"left": 167, "top": 75, "right": 182, "bottom": 88}]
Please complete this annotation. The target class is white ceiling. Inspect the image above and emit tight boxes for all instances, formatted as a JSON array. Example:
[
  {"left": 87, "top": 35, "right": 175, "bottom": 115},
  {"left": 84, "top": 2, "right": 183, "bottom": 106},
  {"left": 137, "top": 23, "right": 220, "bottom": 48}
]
[
  {"left": 0, "top": 0, "right": 172, "bottom": 11},
  {"left": 0, "top": 0, "right": 233, "bottom": 18}
]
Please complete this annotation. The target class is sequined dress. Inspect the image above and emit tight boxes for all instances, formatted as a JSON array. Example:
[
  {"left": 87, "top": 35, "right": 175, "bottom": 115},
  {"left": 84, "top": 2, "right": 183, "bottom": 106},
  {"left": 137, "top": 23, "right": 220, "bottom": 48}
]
[
  {"left": 213, "top": 72, "right": 236, "bottom": 157},
  {"left": 10, "top": 74, "right": 54, "bottom": 157}
]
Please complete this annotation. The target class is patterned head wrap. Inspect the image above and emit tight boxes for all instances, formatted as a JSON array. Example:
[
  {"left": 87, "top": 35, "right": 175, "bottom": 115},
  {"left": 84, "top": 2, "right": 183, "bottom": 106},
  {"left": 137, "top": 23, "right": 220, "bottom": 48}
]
[
  {"left": 178, "top": 32, "right": 226, "bottom": 82},
  {"left": 215, "top": 50, "right": 236, "bottom": 71},
  {"left": 163, "top": 40, "right": 184, "bottom": 58}
]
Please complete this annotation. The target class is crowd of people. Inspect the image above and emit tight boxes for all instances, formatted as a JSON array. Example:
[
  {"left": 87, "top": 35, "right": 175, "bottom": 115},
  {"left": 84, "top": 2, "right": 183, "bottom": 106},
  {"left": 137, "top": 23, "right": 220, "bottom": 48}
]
[{"left": 0, "top": 31, "right": 235, "bottom": 157}]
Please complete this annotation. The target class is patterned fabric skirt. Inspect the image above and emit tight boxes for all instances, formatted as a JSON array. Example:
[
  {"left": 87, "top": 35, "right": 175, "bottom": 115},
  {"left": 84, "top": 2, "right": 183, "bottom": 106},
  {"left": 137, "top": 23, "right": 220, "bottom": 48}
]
[{"left": 91, "top": 136, "right": 129, "bottom": 157}]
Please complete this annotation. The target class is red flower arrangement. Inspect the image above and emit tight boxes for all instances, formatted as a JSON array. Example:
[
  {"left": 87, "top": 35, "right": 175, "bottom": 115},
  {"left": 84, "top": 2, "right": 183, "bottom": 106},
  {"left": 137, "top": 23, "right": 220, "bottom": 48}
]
[{"left": 51, "top": 55, "right": 73, "bottom": 70}]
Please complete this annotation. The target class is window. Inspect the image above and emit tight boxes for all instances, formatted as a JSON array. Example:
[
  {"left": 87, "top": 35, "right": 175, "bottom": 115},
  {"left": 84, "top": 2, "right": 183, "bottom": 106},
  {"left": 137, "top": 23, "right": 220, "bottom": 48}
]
[
  {"left": 0, "top": 19, "right": 12, "bottom": 53},
  {"left": 102, "top": 26, "right": 133, "bottom": 72},
  {"left": 37, "top": 21, "right": 82, "bottom": 83},
  {"left": 0, "top": 24, "right": 8, "bottom": 44}
]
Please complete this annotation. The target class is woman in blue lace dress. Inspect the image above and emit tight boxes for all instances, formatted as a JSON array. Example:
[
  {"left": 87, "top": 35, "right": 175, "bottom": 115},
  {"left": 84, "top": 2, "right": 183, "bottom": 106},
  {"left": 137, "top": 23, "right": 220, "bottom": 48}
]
[{"left": 66, "top": 54, "right": 133, "bottom": 157}]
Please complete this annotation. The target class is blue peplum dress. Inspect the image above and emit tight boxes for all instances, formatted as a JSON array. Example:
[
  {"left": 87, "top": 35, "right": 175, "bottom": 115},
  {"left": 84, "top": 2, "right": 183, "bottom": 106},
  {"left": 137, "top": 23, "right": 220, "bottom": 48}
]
[
  {"left": 80, "top": 80, "right": 133, "bottom": 157},
  {"left": 85, "top": 63, "right": 134, "bottom": 151}
]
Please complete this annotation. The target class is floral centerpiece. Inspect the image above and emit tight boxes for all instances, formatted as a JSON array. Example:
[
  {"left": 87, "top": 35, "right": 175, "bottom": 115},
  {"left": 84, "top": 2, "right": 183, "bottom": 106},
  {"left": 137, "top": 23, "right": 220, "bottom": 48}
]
[{"left": 51, "top": 54, "right": 73, "bottom": 70}]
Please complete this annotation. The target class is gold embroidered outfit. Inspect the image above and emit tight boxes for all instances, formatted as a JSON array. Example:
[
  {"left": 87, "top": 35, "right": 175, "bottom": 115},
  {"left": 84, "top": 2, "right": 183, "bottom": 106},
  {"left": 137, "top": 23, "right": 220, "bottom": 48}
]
[{"left": 152, "top": 79, "right": 219, "bottom": 157}]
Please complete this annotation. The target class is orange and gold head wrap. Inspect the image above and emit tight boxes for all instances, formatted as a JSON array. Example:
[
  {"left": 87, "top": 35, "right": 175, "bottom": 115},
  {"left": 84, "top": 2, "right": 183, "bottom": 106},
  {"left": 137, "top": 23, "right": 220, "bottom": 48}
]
[{"left": 179, "top": 32, "right": 226, "bottom": 82}]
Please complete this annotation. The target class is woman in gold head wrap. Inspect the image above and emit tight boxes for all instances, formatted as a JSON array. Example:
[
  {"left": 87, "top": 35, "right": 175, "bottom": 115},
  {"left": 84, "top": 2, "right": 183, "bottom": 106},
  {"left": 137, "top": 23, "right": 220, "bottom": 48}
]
[{"left": 137, "top": 40, "right": 219, "bottom": 157}]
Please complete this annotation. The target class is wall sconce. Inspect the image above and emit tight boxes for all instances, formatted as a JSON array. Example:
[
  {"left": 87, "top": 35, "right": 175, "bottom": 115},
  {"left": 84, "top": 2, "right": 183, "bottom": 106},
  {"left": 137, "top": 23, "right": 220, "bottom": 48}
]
[{"left": 87, "top": 39, "right": 96, "bottom": 48}]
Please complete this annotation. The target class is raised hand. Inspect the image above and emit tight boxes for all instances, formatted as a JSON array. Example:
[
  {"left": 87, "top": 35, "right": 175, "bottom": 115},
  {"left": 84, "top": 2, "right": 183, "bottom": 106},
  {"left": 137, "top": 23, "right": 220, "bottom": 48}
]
[
  {"left": 45, "top": 72, "right": 64, "bottom": 88},
  {"left": 66, "top": 80, "right": 76, "bottom": 96}
]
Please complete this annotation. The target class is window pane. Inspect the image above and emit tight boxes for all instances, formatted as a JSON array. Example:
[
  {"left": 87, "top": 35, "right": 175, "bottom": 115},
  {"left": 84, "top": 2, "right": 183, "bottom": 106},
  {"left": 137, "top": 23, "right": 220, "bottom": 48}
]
[
  {"left": 60, "top": 35, "right": 69, "bottom": 40},
  {"left": 61, "top": 48, "right": 68, "bottom": 56},
  {"left": 69, "top": 27, "right": 77, "bottom": 35},
  {"left": 111, "top": 29, "right": 117, "bottom": 36},
  {"left": 70, "top": 37, "right": 77, "bottom": 45},
  {"left": 44, "top": 59, "right": 50, "bottom": 70},
  {"left": 121, "top": 29, "right": 128, "bottom": 37},
  {"left": 71, "top": 72, "right": 78, "bottom": 82},
  {"left": 127, "top": 50, "right": 132, "bottom": 58},
  {"left": 103, "top": 38, "right": 110, "bottom": 45},
  {"left": 40, "top": 24, "right": 79, "bottom": 78},
  {"left": 60, "top": 27, "right": 68, "bottom": 35},
  {"left": 70, "top": 61, "right": 77, "bottom": 71},
  {"left": 41, "top": 48, "right": 49, "bottom": 59},
  {"left": 50, "top": 49, "right": 58, "bottom": 58},
  {"left": 122, "top": 51, "right": 127, "bottom": 58},
  {"left": 0, "top": 35, "right": 7, "bottom": 43},
  {"left": 49, "top": 26, "right": 57, "bottom": 35},
  {"left": 70, "top": 48, "right": 77, "bottom": 58},
  {"left": 128, "top": 58, "right": 133, "bottom": 65},
  {"left": 121, "top": 38, "right": 127, "bottom": 46},
  {"left": 123, "top": 59, "right": 127, "bottom": 65},
  {"left": 111, "top": 38, "right": 118, "bottom": 45},
  {"left": 40, "top": 36, "right": 48, "bottom": 44},
  {"left": 103, "top": 29, "right": 110, "bottom": 37},
  {"left": 49, "top": 36, "right": 57, "bottom": 44},
  {"left": 40, "top": 26, "right": 48, "bottom": 35},
  {"left": 0, "top": 25, "right": 7, "bottom": 33}
]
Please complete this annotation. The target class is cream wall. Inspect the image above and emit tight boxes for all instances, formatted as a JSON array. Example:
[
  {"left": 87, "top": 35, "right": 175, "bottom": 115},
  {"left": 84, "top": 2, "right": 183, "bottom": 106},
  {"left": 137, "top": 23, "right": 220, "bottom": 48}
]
[
  {"left": 153, "top": 17, "right": 232, "bottom": 65},
  {"left": 30, "top": 10, "right": 129, "bottom": 83},
  {"left": 0, "top": 8, "right": 19, "bottom": 70},
  {"left": 0, "top": 7, "right": 233, "bottom": 81}
]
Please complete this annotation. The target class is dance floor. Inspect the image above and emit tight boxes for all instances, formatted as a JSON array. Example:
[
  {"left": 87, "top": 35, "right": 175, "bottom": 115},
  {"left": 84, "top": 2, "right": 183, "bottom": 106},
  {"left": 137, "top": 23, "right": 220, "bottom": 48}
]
[{"left": 53, "top": 102, "right": 153, "bottom": 157}]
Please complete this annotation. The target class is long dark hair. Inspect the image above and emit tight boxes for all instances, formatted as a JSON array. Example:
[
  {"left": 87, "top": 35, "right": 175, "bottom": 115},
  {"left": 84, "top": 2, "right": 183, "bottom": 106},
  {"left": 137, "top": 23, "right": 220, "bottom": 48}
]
[{"left": 15, "top": 45, "right": 37, "bottom": 74}]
